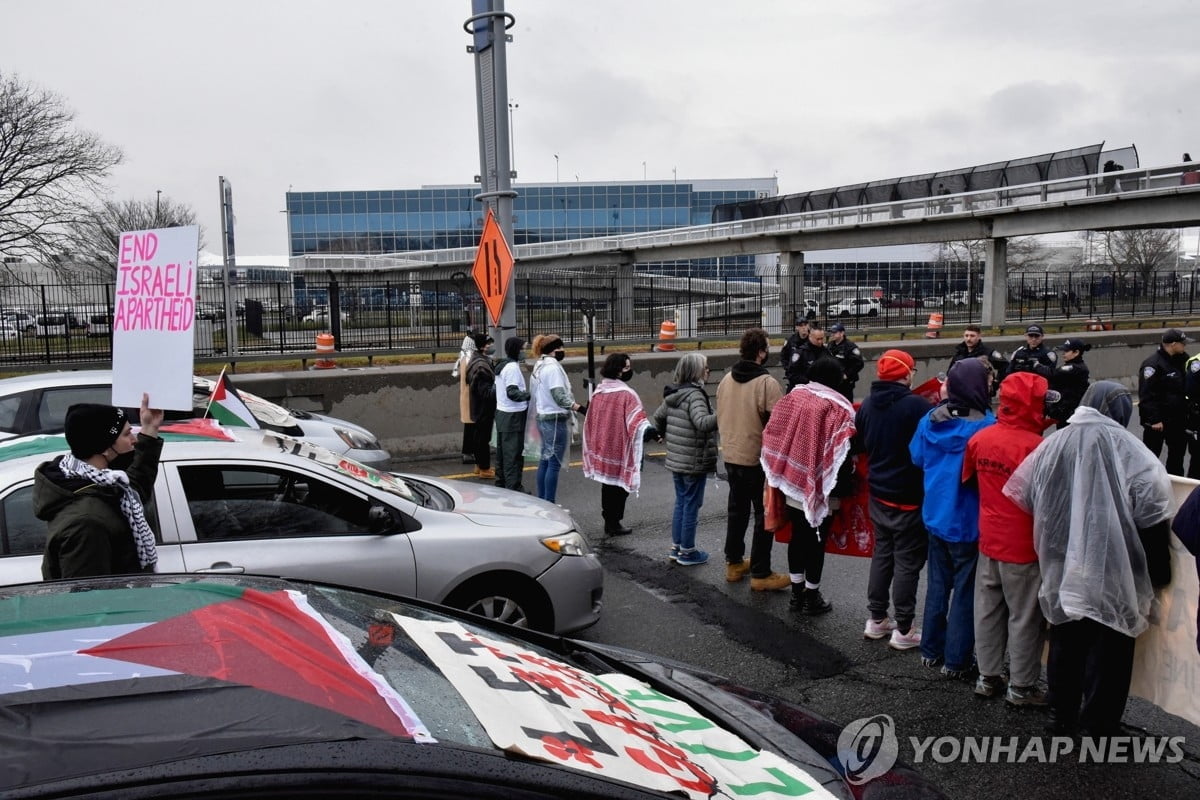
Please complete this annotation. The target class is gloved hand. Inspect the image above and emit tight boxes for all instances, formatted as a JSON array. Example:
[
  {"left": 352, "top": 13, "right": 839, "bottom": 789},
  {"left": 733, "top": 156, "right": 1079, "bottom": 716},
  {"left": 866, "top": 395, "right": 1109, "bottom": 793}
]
[{"left": 576, "top": 404, "right": 587, "bottom": 417}]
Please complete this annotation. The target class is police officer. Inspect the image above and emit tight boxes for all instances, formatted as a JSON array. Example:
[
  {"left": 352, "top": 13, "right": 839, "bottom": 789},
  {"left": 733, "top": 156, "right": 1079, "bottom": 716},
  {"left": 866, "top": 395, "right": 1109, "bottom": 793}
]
[
  {"left": 1048, "top": 337, "right": 1091, "bottom": 428},
  {"left": 1184, "top": 342, "right": 1200, "bottom": 479},
  {"left": 784, "top": 325, "right": 829, "bottom": 390},
  {"left": 779, "top": 314, "right": 810, "bottom": 382},
  {"left": 1139, "top": 328, "right": 1191, "bottom": 475},
  {"left": 1006, "top": 324, "right": 1057, "bottom": 381},
  {"left": 826, "top": 322, "right": 864, "bottom": 400},
  {"left": 949, "top": 324, "right": 1008, "bottom": 387}
]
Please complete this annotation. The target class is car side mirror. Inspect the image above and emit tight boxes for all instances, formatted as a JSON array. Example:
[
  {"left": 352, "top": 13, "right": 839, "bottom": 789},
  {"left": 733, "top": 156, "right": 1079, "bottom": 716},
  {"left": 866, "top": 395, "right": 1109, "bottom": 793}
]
[{"left": 368, "top": 502, "right": 399, "bottom": 533}]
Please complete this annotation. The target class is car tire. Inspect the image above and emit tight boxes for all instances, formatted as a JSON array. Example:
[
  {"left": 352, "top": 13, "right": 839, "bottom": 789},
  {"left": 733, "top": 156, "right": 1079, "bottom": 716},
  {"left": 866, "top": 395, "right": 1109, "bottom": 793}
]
[
  {"left": 867, "top": 309, "right": 878, "bottom": 317},
  {"left": 838, "top": 311, "right": 850, "bottom": 318},
  {"left": 444, "top": 574, "right": 553, "bottom": 632}
]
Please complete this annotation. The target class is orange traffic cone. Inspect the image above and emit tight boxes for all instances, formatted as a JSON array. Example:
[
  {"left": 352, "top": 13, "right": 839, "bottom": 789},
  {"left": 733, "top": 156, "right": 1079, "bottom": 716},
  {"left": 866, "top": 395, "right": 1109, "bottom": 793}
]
[
  {"left": 656, "top": 319, "right": 677, "bottom": 351},
  {"left": 924, "top": 312, "right": 943, "bottom": 339}
]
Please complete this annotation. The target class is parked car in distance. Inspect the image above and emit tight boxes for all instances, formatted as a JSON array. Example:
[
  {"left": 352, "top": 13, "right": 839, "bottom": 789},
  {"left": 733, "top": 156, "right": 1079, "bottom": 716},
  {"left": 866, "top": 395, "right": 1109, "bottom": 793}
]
[
  {"left": 884, "top": 295, "right": 919, "bottom": 308},
  {"left": 0, "top": 573, "right": 944, "bottom": 799},
  {"left": 0, "top": 430, "right": 603, "bottom": 634},
  {"left": 798, "top": 299, "right": 820, "bottom": 320},
  {"left": 303, "top": 306, "right": 350, "bottom": 324},
  {"left": 0, "top": 322, "right": 19, "bottom": 341},
  {"left": 825, "top": 297, "right": 881, "bottom": 317},
  {"left": 922, "top": 295, "right": 945, "bottom": 308},
  {"left": 0, "top": 369, "right": 391, "bottom": 464},
  {"left": 21, "top": 312, "right": 69, "bottom": 337}
]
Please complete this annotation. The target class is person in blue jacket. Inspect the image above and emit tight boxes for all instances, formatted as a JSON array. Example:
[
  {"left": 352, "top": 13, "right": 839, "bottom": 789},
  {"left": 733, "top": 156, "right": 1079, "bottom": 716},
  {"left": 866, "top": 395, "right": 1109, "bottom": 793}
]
[
  {"left": 1171, "top": 485, "right": 1200, "bottom": 656},
  {"left": 909, "top": 358, "right": 996, "bottom": 679}
]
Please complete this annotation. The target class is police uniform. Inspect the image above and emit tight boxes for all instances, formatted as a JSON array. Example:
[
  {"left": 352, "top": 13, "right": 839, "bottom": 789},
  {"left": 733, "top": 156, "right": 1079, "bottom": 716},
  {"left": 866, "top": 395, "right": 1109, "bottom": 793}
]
[
  {"left": 949, "top": 340, "right": 1008, "bottom": 385},
  {"left": 1139, "top": 333, "right": 1191, "bottom": 475},
  {"left": 826, "top": 329, "right": 864, "bottom": 400},
  {"left": 785, "top": 340, "right": 828, "bottom": 390},
  {"left": 1007, "top": 326, "right": 1057, "bottom": 381},
  {"left": 1048, "top": 338, "right": 1090, "bottom": 427},
  {"left": 1185, "top": 351, "right": 1200, "bottom": 479}
]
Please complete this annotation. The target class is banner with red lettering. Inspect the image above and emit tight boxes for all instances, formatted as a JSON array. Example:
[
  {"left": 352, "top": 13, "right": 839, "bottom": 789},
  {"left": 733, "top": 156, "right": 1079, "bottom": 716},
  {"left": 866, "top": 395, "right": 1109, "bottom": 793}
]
[{"left": 112, "top": 226, "right": 200, "bottom": 410}]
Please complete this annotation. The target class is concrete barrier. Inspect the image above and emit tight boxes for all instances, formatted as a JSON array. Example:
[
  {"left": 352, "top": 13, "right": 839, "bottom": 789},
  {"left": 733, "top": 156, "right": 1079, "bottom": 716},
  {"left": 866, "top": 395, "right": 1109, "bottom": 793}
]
[{"left": 230, "top": 328, "right": 1193, "bottom": 460}]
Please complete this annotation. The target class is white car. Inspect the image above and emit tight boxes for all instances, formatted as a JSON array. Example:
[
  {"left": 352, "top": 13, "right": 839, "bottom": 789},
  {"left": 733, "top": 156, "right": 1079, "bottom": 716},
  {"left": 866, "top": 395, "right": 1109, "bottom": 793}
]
[
  {"left": 0, "top": 370, "right": 391, "bottom": 464},
  {"left": 0, "top": 322, "right": 18, "bottom": 341},
  {"left": 0, "top": 430, "right": 603, "bottom": 633},
  {"left": 302, "top": 307, "right": 349, "bottom": 324},
  {"left": 825, "top": 297, "right": 881, "bottom": 317}
]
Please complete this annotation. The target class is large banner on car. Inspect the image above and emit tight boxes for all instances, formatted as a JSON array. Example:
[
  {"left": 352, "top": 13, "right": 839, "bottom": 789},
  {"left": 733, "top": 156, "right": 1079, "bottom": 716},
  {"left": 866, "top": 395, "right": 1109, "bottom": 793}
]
[
  {"left": 112, "top": 225, "right": 199, "bottom": 410},
  {"left": 394, "top": 615, "right": 839, "bottom": 800}
]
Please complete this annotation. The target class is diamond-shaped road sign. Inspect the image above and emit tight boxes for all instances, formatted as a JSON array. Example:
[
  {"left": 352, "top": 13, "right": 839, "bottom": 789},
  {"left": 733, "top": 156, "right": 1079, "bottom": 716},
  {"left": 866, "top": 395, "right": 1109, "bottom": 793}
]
[{"left": 471, "top": 208, "right": 515, "bottom": 326}]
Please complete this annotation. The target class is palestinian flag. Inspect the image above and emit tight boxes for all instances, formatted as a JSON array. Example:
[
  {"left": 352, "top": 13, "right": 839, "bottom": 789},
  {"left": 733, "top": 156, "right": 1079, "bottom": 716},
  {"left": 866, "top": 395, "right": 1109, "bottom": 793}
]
[
  {"left": 0, "top": 420, "right": 236, "bottom": 463},
  {"left": 206, "top": 370, "right": 260, "bottom": 428},
  {"left": 0, "top": 582, "right": 432, "bottom": 787}
]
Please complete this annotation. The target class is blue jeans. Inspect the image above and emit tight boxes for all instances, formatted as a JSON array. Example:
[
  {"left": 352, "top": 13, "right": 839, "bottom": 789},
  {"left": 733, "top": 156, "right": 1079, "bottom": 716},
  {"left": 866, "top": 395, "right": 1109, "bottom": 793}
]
[
  {"left": 671, "top": 473, "right": 708, "bottom": 551},
  {"left": 536, "top": 416, "right": 568, "bottom": 502},
  {"left": 921, "top": 535, "right": 978, "bottom": 670}
]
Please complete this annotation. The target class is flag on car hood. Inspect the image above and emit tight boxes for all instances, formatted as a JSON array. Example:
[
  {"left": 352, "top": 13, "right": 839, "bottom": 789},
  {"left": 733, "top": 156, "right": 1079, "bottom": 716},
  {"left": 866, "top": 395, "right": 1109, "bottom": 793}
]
[
  {"left": 0, "top": 582, "right": 430, "bottom": 742},
  {"left": 206, "top": 370, "right": 260, "bottom": 428}
]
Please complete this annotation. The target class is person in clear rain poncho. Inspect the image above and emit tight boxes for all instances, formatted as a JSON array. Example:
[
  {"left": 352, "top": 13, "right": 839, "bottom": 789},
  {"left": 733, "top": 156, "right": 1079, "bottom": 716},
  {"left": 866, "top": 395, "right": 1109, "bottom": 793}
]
[{"left": 1003, "top": 380, "right": 1173, "bottom": 736}]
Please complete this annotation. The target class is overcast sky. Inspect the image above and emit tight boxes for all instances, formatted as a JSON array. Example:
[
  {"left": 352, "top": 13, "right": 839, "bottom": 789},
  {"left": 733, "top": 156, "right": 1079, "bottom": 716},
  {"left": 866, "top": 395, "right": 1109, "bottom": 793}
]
[{"left": 5, "top": 0, "right": 1198, "bottom": 256}]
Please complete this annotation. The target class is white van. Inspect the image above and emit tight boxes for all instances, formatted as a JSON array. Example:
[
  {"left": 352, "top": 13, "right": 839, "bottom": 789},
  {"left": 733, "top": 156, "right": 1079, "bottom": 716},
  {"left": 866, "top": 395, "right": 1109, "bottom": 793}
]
[{"left": 24, "top": 312, "right": 68, "bottom": 337}]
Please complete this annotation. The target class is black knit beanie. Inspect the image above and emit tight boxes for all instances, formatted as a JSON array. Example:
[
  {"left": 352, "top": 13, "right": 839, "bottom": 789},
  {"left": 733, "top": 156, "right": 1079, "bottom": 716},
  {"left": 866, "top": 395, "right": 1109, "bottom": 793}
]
[
  {"left": 64, "top": 404, "right": 127, "bottom": 458},
  {"left": 504, "top": 336, "right": 526, "bottom": 360}
]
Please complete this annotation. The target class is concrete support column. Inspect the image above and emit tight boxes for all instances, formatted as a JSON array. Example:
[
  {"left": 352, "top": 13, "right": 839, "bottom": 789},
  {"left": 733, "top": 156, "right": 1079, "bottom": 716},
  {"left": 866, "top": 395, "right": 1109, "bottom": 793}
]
[
  {"left": 981, "top": 237, "right": 1008, "bottom": 327},
  {"left": 614, "top": 261, "right": 635, "bottom": 327},
  {"left": 779, "top": 250, "right": 805, "bottom": 333}
]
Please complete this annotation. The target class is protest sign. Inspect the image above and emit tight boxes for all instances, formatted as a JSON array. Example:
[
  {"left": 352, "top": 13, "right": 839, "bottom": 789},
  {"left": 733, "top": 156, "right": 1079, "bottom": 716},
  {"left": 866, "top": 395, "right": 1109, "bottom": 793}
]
[{"left": 112, "top": 226, "right": 199, "bottom": 410}]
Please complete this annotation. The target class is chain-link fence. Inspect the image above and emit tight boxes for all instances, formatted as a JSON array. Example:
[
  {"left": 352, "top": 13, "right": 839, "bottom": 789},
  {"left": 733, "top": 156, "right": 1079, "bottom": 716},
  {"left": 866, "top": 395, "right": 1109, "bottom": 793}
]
[{"left": 2, "top": 266, "right": 1198, "bottom": 365}]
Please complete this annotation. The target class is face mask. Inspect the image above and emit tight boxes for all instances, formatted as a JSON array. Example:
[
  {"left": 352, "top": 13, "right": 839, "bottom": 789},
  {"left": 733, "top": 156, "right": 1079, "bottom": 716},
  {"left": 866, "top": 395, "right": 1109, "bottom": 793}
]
[
  {"left": 517, "top": 350, "right": 525, "bottom": 361},
  {"left": 107, "top": 451, "right": 135, "bottom": 471},
  {"left": 620, "top": 369, "right": 633, "bottom": 382},
  {"left": 554, "top": 351, "right": 565, "bottom": 362},
  {"left": 485, "top": 346, "right": 495, "bottom": 356}
]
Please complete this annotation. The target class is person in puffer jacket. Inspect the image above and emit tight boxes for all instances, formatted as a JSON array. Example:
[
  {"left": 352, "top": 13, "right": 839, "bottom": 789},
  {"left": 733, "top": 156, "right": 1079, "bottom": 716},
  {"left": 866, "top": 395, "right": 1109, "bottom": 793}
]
[
  {"left": 652, "top": 352, "right": 718, "bottom": 566},
  {"left": 909, "top": 358, "right": 996, "bottom": 680}
]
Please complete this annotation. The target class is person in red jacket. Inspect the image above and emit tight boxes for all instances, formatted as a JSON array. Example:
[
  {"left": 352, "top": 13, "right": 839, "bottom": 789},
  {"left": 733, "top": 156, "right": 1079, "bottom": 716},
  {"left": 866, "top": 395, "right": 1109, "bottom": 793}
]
[{"left": 961, "top": 372, "right": 1058, "bottom": 706}]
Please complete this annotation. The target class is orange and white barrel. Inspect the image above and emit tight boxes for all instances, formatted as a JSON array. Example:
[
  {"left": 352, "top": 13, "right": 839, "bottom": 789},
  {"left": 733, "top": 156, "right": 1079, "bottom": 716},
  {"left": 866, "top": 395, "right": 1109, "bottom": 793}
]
[
  {"left": 315, "top": 332, "right": 337, "bottom": 369},
  {"left": 656, "top": 319, "right": 677, "bottom": 351},
  {"left": 924, "top": 312, "right": 943, "bottom": 339}
]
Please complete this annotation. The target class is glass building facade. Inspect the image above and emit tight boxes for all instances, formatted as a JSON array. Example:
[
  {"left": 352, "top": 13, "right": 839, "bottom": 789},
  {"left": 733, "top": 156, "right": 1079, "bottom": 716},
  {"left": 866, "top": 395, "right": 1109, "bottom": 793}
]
[{"left": 285, "top": 178, "right": 776, "bottom": 278}]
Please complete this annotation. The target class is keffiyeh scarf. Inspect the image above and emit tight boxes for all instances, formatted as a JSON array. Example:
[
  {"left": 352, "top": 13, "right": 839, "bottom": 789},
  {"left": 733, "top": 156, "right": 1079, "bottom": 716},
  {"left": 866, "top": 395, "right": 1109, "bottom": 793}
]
[
  {"left": 582, "top": 380, "right": 651, "bottom": 494},
  {"left": 760, "top": 382, "right": 856, "bottom": 529},
  {"left": 59, "top": 453, "right": 157, "bottom": 568}
]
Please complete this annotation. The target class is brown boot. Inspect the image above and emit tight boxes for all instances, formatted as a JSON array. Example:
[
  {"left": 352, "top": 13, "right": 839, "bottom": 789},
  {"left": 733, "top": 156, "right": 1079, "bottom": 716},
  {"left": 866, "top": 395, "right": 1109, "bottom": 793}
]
[
  {"left": 725, "top": 559, "right": 750, "bottom": 582},
  {"left": 474, "top": 466, "right": 496, "bottom": 479},
  {"left": 750, "top": 573, "right": 790, "bottom": 592}
]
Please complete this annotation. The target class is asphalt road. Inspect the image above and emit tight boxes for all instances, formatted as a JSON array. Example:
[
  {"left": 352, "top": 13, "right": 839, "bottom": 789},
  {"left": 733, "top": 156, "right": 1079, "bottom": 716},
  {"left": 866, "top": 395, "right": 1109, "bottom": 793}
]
[{"left": 399, "top": 437, "right": 1200, "bottom": 799}]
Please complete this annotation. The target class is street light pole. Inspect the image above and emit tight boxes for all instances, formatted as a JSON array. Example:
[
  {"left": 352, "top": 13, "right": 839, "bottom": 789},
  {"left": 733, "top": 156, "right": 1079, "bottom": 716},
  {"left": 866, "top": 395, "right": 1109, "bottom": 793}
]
[
  {"left": 155, "top": 189, "right": 162, "bottom": 225},
  {"left": 508, "top": 99, "right": 518, "bottom": 175},
  {"left": 554, "top": 153, "right": 559, "bottom": 183}
]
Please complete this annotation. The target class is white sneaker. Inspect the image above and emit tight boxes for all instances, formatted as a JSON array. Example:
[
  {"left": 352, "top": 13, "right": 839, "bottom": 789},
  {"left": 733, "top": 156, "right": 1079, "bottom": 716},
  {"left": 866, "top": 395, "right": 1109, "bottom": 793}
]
[
  {"left": 888, "top": 627, "right": 922, "bottom": 651},
  {"left": 863, "top": 617, "right": 897, "bottom": 640}
]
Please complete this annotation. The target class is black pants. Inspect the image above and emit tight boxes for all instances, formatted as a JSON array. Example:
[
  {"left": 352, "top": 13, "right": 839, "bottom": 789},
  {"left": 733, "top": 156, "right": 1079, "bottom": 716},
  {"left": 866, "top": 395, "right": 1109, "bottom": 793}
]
[
  {"left": 786, "top": 507, "right": 830, "bottom": 586},
  {"left": 494, "top": 410, "right": 526, "bottom": 491},
  {"left": 601, "top": 483, "right": 628, "bottom": 527},
  {"left": 866, "top": 498, "right": 929, "bottom": 632},
  {"left": 1142, "top": 423, "right": 1195, "bottom": 477},
  {"left": 461, "top": 423, "right": 475, "bottom": 457},
  {"left": 1047, "top": 618, "right": 1135, "bottom": 736},
  {"left": 472, "top": 412, "right": 494, "bottom": 470},
  {"left": 723, "top": 463, "right": 775, "bottom": 578}
]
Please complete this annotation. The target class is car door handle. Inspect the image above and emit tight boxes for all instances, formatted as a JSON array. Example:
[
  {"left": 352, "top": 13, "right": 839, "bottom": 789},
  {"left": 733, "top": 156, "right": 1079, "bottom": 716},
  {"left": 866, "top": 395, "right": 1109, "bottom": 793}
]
[{"left": 195, "top": 563, "right": 246, "bottom": 574}]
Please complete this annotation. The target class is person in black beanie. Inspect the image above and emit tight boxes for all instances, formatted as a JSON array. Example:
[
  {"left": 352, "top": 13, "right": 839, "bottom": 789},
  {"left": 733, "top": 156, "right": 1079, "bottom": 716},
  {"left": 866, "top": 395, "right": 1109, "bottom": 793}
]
[{"left": 36, "top": 393, "right": 164, "bottom": 579}]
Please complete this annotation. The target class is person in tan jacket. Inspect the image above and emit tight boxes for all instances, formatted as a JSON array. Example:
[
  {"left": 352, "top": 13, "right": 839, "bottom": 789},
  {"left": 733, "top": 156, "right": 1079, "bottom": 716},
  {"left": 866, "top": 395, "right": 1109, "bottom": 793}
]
[{"left": 715, "top": 328, "right": 789, "bottom": 591}]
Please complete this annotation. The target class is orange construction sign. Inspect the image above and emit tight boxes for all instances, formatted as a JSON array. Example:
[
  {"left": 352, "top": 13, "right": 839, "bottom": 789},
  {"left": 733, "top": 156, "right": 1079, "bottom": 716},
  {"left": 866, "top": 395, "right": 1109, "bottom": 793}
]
[{"left": 471, "top": 208, "right": 515, "bottom": 326}]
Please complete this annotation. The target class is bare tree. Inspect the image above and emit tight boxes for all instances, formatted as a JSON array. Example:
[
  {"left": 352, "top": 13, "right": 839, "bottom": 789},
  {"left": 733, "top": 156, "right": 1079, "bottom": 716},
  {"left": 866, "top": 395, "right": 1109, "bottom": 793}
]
[
  {"left": 0, "top": 72, "right": 123, "bottom": 272},
  {"left": 66, "top": 195, "right": 205, "bottom": 280},
  {"left": 1102, "top": 228, "right": 1178, "bottom": 286}
]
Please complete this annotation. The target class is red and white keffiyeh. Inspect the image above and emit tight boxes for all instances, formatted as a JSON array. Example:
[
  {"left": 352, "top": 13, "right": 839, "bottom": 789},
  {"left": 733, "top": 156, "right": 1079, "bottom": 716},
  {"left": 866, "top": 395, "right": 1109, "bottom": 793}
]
[
  {"left": 761, "top": 382, "right": 855, "bottom": 529},
  {"left": 582, "top": 380, "right": 651, "bottom": 494}
]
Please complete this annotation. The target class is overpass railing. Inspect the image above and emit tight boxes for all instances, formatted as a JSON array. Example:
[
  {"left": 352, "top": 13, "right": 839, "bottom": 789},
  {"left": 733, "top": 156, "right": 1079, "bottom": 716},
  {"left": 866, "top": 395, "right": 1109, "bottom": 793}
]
[{"left": 3, "top": 265, "right": 1200, "bottom": 366}]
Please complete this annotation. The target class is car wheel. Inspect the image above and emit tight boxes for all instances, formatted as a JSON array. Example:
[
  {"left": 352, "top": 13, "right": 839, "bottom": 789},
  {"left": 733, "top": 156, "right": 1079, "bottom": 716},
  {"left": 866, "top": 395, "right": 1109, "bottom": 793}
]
[
  {"left": 868, "top": 309, "right": 878, "bottom": 317},
  {"left": 444, "top": 575, "right": 553, "bottom": 632},
  {"left": 838, "top": 311, "right": 849, "bottom": 318}
]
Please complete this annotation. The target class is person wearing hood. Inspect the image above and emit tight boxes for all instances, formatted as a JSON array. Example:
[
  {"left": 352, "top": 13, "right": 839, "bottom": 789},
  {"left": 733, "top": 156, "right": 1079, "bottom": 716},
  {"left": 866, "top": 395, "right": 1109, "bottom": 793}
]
[
  {"left": 962, "top": 372, "right": 1058, "bottom": 706},
  {"left": 465, "top": 333, "right": 497, "bottom": 479},
  {"left": 909, "top": 357, "right": 996, "bottom": 679},
  {"left": 1004, "top": 381, "right": 1173, "bottom": 737},
  {"left": 453, "top": 333, "right": 478, "bottom": 464},
  {"left": 715, "top": 328, "right": 788, "bottom": 591},
  {"left": 38, "top": 394, "right": 164, "bottom": 579},
  {"left": 762, "top": 357, "right": 857, "bottom": 614},
  {"left": 529, "top": 333, "right": 582, "bottom": 504},
  {"left": 493, "top": 336, "right": 531, "bottom": 492},
  {"left": 652, "top": 352, "right": 718, "bottom": 566},
  {"left": 855, "top": 349, "right": 933, "bottom": 650},
  {"left": 1047, "top": 338, "right": 1091, "bottom": 428}
]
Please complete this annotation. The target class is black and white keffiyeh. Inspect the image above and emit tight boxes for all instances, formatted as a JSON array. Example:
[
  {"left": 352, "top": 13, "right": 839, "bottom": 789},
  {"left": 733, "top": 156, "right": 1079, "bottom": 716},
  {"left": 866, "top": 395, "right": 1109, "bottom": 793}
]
[{"left": 59, "top": 453, "right": 157, "bottom": 568}]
